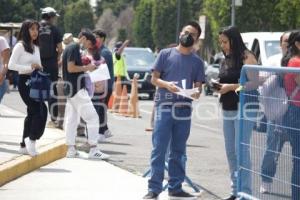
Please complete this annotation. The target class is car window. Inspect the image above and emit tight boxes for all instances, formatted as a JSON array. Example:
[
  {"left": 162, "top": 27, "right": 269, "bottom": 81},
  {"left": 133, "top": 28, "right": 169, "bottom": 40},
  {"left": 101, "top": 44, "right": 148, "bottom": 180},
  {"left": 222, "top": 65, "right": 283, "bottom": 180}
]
[
  {"left": 124, "top": 49, "right": 155, "bottom": 67},
  {"left": 265, "top": 40, "right": 281, "bottom": 58}
]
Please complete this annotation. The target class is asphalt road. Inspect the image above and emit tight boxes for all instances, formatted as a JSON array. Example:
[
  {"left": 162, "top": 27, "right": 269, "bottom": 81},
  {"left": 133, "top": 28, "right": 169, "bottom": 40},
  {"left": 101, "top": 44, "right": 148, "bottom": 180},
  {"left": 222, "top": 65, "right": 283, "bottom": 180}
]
[
  {"left": 2, "top": 90, "right": 229, "bottom": 199},
  {"left": 2, "top": 89, "right": 294, "bottom": 200}
]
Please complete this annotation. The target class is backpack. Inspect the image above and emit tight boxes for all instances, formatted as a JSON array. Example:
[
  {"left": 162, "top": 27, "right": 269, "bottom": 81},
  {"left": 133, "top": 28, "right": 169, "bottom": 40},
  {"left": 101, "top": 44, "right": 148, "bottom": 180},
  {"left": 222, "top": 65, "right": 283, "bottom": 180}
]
[
  {"left": 259, "top": 75, "right": 288, "bottom": 121},
  {"left": 29, "top": 70, "right": 52, "bottom": 102},
  {"left": 39, "top": 21, "right": 55, "bottom": 59}
]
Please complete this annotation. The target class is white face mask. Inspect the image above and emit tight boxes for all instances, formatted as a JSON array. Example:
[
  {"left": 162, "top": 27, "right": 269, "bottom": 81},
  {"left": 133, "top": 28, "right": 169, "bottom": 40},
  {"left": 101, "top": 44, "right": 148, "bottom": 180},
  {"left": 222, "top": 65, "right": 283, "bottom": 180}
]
[{"left": 80, "top": 43, "right": 84, "bottom": 50}]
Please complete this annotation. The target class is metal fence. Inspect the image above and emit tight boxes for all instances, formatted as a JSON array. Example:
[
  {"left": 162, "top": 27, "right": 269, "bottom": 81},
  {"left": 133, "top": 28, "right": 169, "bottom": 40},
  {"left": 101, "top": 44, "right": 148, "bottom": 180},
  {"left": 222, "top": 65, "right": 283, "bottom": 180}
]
[{"left": 238, "top": 65, "right": 300, "bottom": 200}]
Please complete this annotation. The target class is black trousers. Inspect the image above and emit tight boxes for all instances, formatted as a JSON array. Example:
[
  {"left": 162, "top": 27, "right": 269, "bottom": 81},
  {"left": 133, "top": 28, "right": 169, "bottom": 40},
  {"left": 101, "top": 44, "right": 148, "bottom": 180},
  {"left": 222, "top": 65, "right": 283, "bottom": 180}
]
[
  {"left": 18, "top": 75, "right": 48, "bottom": 147},
  {"left": 92, "top": 89, "right": 113, "bottom": 135},
  {"left": 42, "top": 59, "right": 58, "bottom": 122}
]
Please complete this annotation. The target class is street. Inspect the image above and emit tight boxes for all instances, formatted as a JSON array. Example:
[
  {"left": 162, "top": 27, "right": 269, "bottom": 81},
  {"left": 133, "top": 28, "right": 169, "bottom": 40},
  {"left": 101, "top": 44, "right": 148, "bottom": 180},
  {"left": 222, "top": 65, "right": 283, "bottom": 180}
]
[{"left": 1, "top": 90, "right": 230, "bottom": 199}]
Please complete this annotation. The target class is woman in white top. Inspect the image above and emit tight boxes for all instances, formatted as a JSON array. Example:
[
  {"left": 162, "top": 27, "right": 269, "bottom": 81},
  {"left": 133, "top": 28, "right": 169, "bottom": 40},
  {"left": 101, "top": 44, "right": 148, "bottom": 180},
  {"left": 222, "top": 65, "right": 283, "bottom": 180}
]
[{"left": 8, "top": 19, "right": 47, "bottom": 156}]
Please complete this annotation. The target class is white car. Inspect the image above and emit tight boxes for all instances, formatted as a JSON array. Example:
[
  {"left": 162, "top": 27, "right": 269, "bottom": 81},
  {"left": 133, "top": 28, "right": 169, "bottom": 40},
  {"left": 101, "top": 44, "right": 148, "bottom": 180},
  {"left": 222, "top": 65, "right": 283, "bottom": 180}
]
[{"left": 241, "top": 32, "right": 283, "bottom": 65}]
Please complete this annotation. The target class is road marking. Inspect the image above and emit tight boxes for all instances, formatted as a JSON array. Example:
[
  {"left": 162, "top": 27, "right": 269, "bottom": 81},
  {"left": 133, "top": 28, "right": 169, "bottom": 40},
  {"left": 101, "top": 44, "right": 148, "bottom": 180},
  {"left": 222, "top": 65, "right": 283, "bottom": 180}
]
[
  {"left": 192, "top": 122, "right": 220, "bottom": 133},
  {"left": 139, "top": 109, "right": 152, "bottom": 115}
]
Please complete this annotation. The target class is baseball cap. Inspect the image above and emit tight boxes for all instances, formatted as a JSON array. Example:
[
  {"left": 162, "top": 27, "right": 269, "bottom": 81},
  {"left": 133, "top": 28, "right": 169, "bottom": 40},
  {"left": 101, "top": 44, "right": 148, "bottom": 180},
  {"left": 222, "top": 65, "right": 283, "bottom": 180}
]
[{"left": 41, "top": 7, "right": 60, "bottom": 17}]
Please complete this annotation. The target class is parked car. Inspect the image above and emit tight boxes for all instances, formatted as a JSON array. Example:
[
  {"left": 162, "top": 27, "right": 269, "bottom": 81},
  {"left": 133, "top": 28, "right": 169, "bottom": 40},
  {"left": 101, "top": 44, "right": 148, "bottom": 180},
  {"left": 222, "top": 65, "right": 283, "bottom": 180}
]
[
  {"left": 123, "top": 47, "right": 156, "bottom": 99},
  {"left": 241, "top": 32, "right": 283, "bottom": 65},
  {"left": 241, "top": 32, "right": 283, "bottom": 133},
  {"left": 204, "top": 63, "right": 220, "bottom": 95}
]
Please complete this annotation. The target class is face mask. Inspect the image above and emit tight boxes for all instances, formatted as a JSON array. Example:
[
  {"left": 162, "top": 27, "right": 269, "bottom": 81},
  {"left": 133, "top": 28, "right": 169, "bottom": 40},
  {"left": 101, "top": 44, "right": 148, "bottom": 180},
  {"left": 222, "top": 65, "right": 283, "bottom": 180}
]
[
  {"left": 179, "top": 33, "right": 194, "bottom": 48},
  {"left": 80, "top": 43, "right": 85, "bottom": 50}
]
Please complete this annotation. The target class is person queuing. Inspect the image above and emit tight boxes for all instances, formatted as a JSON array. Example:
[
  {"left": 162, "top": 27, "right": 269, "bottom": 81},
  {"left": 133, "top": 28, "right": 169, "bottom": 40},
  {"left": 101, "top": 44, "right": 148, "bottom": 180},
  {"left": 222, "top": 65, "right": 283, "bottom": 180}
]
[
  {"left": 281, "top": 30, "right": 300, "bottom": 200},
  {"left": 143, "top": 21, "right": 205, "bottom": 200},
  {"left": 259, "top": 31, "right": 290, "bottom": 194},
  {"left": 92, "top": 29, "right": 113, "bottom": 141},
  {"left": 8, "top": 19, "right": 47, "bottom": 156},
  {"left": 0, "top": 36, "right": 10, "bottom": 104},
  {"left": 39, "top": 7, "right": 63, "bottom": 128},
  {"left": 62, "top": 29, "right": 109, "bottom": 160},
  {"left": 217, "top": 26, "right": 259, "bottom": 200}
]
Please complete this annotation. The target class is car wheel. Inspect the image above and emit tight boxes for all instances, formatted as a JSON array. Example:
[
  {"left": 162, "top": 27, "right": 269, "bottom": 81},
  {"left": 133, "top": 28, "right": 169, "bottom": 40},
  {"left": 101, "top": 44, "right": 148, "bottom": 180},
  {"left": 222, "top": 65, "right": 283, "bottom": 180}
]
[
  {"left": 148, "top": 92, "right": 154, "bottom": 100},
  {"left": 204, "top": 85, "right": 211, "bottom": 96}
]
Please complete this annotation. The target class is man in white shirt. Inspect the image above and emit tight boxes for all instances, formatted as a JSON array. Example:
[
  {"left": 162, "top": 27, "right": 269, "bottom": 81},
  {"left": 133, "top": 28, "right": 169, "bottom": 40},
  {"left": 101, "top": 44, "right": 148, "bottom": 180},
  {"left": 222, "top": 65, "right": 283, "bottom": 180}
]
[{"left": 0, "top": 36, "right": 10, "bottom": 104}]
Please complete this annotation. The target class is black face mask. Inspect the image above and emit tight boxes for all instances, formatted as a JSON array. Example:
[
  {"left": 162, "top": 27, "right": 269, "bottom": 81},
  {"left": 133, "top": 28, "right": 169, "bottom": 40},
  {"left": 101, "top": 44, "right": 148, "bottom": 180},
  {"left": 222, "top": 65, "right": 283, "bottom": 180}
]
[{"left": 179, "top": 33, "right": 194, "bottom": 48}]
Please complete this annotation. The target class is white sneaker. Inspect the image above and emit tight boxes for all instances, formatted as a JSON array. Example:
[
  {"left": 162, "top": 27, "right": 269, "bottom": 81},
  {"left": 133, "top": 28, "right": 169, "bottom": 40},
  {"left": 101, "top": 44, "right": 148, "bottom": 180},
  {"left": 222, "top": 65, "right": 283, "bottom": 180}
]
[
  {"left": 66, "top": 147, "right": 79, "bottom": 158},
  {"left": 88, "top": 147, "right": 110, "bottom": 160},
  {"left": 19, "top": 147, "right": 28, "bottom": 155},
  {"left": 97, "top": 134, "right": 106, "bottom": 143},
  {"left": 104, "top": 130, "right": 113, "bottom": 138},
  {"left": 24, "top": 138, "right": 38, "bottom": 156},
  {"left": 260, "top": 182, "right": 271, "bottom": 193}
]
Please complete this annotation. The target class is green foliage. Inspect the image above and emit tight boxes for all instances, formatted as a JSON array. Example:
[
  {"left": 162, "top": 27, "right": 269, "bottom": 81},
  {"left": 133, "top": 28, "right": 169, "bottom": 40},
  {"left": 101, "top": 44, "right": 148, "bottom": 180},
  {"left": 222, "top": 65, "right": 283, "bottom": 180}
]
[
  {"left": 95, "top": 0, "right": 134, "bottom": 17},
  {"left": 117, "top": 28, "right": 127, "bottom": 42},
  {"left": 63, "top": 0, "right": 94, "bottom": 36},
  {"left": 151, "top": 0, "right": 192, "bottom": 48},
  {"left": 202, "top": 0, "right": 230, "bottom": 49},
  {"left": 275, "top": 0, "right": 300, "bottom": 30},
  {"left": 133, "top": 0, "right": 154, "bottom": 49}
]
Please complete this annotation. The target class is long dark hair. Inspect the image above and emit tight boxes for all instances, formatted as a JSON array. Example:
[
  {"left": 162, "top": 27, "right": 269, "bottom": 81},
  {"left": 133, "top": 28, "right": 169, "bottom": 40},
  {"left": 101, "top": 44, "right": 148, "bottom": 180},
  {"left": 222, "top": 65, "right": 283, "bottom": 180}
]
[
  {"left": 17, "top": 19, "right": 39, "bottom": 54},
  {"left": 281, "top": 30, "right": 300, "bottom": 66},
  {"left": 219, "top": 26, "right": 248, "bottom": 68}
]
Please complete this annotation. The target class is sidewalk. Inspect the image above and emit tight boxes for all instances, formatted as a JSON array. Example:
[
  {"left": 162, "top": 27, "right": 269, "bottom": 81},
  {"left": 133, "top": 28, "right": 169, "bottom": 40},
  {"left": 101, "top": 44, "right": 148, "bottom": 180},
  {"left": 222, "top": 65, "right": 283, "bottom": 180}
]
[
  {"left": 0, "top": 104, "right": 66, "bottom": 186},
  {"left": 0, "top": 104, "right": 202, "bottom": 199}
]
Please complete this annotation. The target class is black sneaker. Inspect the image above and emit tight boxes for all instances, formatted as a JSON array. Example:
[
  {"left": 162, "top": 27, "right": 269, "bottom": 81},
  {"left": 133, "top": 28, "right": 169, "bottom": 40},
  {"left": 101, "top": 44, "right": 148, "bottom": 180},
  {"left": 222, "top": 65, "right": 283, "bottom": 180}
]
[
  {"left": 143, "top": 191, "right": 159, "bottom": 200},
  {"left": 168, "top": 190, "right": 196, "bottom": 200}
]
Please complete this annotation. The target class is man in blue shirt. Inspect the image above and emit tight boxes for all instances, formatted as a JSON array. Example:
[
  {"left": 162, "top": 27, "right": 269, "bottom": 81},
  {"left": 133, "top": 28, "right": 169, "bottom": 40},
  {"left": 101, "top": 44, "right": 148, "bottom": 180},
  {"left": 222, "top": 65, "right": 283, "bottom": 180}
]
[{"left": 143, "top": 21, "right": 205, "bottom": 200}]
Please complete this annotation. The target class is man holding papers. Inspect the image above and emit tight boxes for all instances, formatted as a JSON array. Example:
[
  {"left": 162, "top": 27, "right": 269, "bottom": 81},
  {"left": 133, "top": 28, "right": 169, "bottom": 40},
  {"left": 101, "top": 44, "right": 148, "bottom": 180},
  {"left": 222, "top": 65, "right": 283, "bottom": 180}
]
[
  {"left": 62, "top": 29, "right": 109, "bottom": 160},
  {"left": 143, "top": 21, "right": 205, "bottom": 200}
]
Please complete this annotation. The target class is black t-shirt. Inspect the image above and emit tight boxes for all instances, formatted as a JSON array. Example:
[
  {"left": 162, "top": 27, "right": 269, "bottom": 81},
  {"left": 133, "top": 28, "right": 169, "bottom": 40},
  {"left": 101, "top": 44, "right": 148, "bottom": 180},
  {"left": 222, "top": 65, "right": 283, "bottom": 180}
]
[
  {"left": 218, "top": 58, "right": 241, "bottom": 111},
  {"left": 62, "top": 43, "right": 85, "bottom": 97},
  {"left": 40, "top": 23, "right": 62, "bottom": 78}
]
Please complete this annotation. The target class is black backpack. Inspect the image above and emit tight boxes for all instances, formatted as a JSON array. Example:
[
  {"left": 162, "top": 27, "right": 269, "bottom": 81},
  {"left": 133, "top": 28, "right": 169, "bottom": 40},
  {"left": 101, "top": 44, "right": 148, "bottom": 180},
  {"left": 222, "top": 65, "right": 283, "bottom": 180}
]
[{"left": 39, "top": 21, "right": 55, "bottom": 59}]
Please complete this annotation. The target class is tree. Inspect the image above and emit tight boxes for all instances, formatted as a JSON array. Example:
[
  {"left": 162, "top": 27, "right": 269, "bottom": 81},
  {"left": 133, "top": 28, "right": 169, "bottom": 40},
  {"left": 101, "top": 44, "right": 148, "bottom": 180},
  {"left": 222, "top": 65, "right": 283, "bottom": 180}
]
[
  {"left": 117, "top": 28, "right": 127, "bottom": 42},
  {"left": 63, "top": 0, "right": 94, "bottom": 36},
  {"left": 275, "top": 0, "right": 300, "bottom": 30},
  {"left": 202, "top": 0, "right": 233, "bottom": 51},
  {"left": 151, "top": 0, "right": 192, "bottom": 48},
  {"left": 133, "top": 0, "right": 154, "bottom": 49}
]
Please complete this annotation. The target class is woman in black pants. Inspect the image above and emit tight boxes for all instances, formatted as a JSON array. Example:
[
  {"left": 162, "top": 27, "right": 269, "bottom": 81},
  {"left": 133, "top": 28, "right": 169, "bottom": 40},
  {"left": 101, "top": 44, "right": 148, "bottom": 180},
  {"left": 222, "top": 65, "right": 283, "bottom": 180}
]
[{"left": 8, "top": 19, "right": 47, "bottom": 156}]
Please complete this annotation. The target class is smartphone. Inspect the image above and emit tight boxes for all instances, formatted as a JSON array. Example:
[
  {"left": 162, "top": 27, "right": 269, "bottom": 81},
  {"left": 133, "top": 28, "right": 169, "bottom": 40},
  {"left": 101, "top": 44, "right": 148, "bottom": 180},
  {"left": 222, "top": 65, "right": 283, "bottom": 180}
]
[{"left": 211, "top": 79, "right": 222, "bottom": 91}]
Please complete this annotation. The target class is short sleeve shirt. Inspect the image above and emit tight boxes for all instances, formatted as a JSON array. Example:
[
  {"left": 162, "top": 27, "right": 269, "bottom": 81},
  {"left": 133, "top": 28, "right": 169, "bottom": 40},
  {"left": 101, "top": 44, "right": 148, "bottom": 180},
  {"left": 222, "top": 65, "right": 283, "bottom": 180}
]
[
  {"left": 284, "top": 57, "right": 300, "bottom": 107},
  {"left": 62, "top": 43, "right": 85, "bottom": 97},
  {"left": 153, "top": 47, "right": 205, "bottom": 104}
]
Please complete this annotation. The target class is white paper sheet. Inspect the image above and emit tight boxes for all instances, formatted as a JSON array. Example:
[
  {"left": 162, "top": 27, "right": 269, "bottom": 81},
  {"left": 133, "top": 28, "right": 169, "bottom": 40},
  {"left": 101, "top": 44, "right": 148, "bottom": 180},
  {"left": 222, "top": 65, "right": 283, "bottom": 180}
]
[
  {"left": 87, "top": 63, "right": 111, "bottom": 83},
  {"left": 175, "top": 87, "right": 200, "bottom": 100}
]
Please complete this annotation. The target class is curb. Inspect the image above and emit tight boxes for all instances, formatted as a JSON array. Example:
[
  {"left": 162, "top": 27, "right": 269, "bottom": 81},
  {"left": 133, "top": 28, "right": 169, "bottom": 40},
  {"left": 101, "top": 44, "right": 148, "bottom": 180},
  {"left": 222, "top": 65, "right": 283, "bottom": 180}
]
[{"left": 0, "top": 139, "right": 67, "bottom": 186}]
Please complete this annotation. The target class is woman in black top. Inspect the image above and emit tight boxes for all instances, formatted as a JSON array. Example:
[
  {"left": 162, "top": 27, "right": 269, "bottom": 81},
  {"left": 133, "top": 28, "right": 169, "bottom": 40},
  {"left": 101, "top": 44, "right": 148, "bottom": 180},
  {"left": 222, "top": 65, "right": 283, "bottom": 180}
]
[{"left": 217, "top": 26, "right": 258, "bottom": 200}]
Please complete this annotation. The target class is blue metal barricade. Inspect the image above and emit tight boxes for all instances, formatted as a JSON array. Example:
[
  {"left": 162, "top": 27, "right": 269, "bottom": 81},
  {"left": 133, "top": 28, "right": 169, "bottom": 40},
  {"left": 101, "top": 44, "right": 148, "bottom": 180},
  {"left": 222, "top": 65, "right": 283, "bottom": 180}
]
[{"left": 238, "top": 65, "right": 300, "bottom": 200}]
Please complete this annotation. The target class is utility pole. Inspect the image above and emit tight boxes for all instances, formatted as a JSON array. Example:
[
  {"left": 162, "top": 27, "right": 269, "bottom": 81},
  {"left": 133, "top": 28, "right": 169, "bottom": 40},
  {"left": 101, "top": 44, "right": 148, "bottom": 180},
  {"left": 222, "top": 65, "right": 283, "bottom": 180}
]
[
  {"left": 231, "top": 0, "right": 235, "bottom": 26},
  {"left": 231, "top": 0, "right": 243, "bottom": 26},
  {"left": 175, "top": 0, "right": 181, "bottom": 43}
]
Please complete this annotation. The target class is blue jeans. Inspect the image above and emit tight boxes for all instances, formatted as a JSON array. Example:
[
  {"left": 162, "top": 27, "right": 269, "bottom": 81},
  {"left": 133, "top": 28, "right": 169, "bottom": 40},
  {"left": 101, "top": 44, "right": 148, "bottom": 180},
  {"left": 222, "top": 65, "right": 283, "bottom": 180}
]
[
  {"left": 148, "top": 104, "right": 192, "bottom": 194},
  {"left": 283, "top": 104, "right": 300, "bottom": 200},
  {"left": 222, "top": 109, "right": 256, "bottom": 196},
  {"left": 0, "top": 79, "right": 8, "bottom": 103},
  {"left": 261, "top": 120, "right": 289, "bottom": 183}
]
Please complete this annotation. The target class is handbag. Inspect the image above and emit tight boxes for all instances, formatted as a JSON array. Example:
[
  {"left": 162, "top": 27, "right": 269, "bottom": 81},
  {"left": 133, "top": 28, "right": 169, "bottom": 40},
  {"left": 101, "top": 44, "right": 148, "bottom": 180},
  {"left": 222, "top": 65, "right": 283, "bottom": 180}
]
[{"left": 29, "top": 69, "right": 52, "bottom": 102}]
